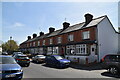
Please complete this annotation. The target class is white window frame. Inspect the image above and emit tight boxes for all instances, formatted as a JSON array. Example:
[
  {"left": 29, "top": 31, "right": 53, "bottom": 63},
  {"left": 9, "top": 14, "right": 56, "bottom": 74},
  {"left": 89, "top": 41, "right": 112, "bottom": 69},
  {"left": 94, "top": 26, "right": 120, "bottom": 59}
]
[
  {"left": 39, "top": 48, "right": 43, "bottom": 54},
  {"left": 38, "top": 41, "right": 40, "bottom": 46},
  {"left": 66, "top": 45, "right": 75, "bottom": 55},
  {"left": 68, "top": 34, "right": 74, "bottom": 41},
  {"left": 82, "top": 31, "right": 90, "bottom": 39},
  {"left": 76, "top": 44, "right": 87, "bottom": 55},
  {"left": 53, "top": 47, "right": 59, "bottom": 54},
  {"left": 47, "top": 47, "right": 52, "bottom": 54},
  {"left": 49, "top": 39, "right": 53, "bottom": 44},
  {"left": 43, "top": 40, "right": 45, "bottom": 45},
  {"left": 58, "top": 37, "right": 61, "bottom": 43},
  {"left": 33, "top": 42, "right": 36, "bottom": 46}
]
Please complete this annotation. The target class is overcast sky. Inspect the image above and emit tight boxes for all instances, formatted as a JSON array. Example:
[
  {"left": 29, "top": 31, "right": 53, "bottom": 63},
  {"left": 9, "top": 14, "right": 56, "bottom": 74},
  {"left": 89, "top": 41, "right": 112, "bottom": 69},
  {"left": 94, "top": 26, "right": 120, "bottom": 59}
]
[{"left": 2, "top": 1, "right": 119, "bottom": 44}]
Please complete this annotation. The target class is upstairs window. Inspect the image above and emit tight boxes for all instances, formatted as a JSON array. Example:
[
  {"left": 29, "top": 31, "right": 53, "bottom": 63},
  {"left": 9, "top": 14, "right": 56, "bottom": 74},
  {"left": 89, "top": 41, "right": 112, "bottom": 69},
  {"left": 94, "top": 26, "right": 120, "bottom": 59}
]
[
  {"left": 33, "top": 42, "right": 36, "bottom": 46},
  {"left": 68, "top": 34, "right": 74, "bottom": 41},
  {"left": 49, "top": 39, "right": 53, "bottom": 44},
  {"left": 43, "top": 40, "right": 45, "bottom": 45},
  {"left": 58, "top": 37, "right": 61, "bottom": 43},
  {"left": 27, "top": 44, "right": 29, "bottom": 47},
  {"left": 30, "top": 43, "right": 32, "bottom": 47},
  {"left": 82, "top": 31, "right": 90, "bottom": 39},
  {"left": 38, "top": 41, "right": 40, "bottom": 46}
]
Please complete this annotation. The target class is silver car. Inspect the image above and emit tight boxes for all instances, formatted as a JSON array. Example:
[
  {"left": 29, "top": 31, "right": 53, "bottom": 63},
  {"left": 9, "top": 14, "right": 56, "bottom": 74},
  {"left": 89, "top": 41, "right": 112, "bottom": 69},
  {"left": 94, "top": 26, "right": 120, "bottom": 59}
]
[{"left": 32, "top": 55, "right": 46, "bottom": 63}]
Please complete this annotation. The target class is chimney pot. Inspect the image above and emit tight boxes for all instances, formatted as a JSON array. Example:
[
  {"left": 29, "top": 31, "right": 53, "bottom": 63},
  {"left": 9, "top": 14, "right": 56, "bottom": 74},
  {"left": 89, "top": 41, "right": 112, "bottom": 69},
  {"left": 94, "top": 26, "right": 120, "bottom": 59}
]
[
  {"left": 27, "top": 36, "right": 31, "bottom": 40},
  {"left": 33, "top": 33, "right": 37, "bottom": 38},
  {"left": 84, "top": 13, "right": 93, "bottom": 24},
  {"left": 40, "top": 32, "right": 44, "bottom": 36},
  {"left": 63, "top": 22, "right": 70, "bottom": 30},
  {"left": 49, "top": 27, "right": 55, "bottom": 33}
]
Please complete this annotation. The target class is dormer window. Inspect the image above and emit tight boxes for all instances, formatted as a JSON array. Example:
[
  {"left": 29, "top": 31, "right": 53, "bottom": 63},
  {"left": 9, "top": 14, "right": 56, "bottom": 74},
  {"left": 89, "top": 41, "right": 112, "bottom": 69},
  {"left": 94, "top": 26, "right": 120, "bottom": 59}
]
[
  {"left": 82, "top": 31, "right": 90, "bottom": 39},
  {"left": 68, "top": 34, "right": 74, "bottom": 41}
]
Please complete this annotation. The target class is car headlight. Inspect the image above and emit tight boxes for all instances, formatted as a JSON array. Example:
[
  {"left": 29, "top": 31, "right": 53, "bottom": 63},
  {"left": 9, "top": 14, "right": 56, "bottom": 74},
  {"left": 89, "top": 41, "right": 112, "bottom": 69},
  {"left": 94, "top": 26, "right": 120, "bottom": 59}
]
[
  {"left": 0, "top": 71, "right": 2, "bottom": 73},
  {"left": 17, "top": 69, "right": 23, "bottom": 72}
]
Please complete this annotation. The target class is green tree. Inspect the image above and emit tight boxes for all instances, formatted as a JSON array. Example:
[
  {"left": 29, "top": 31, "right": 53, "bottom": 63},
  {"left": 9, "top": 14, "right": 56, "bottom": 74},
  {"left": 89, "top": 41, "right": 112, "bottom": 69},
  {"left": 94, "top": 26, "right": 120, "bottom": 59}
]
[{"left": 2, "top": 40, "right": 19, "bottom": 53}]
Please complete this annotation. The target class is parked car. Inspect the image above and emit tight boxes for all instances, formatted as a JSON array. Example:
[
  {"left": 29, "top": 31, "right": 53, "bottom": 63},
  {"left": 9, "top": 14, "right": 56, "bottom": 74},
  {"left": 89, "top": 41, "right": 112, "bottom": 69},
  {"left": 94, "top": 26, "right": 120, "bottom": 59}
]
[
  {"left": 45, "top": 55, "right": 71, "bottom": 68},
  {"left": 32, "top": 55, "right": 46, "bottom": 63},
  {"left": 12, "top": 52, "right": 23, "bottom": 57},
  {"left": 13, "top": 54, "right": 30, "bottom": 67},
  {"left": 0, "top": 55, "right": 23, "bottom": 80},
  {"left": 2, "top": 52, "right": 8, "bottom": 55},
  {"left": 101, "top": 54, "right": 120, "bottom": 75}
]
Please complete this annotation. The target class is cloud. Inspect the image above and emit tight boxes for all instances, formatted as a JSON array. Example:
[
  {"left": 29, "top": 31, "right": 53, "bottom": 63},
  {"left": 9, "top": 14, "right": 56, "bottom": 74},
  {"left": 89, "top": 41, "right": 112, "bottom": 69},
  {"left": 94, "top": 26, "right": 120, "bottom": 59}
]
[{"left": 12, "top": 22, "right": 25, "bottom": 28}]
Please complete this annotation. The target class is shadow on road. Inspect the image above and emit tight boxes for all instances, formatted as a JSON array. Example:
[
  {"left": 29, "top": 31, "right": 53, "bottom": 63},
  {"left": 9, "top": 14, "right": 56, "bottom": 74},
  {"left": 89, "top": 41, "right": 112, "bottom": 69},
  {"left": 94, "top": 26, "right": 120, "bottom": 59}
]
[
  {"left": 70, "top": 63, "right": 103, "bottom": 71},
  {"left": 101, "top": 71, "right": 120, "bottom": 78},
  {"left": 31, "top": 61, "right": 44, "bottom": 64},
  {"left": 42, "top": 64, "right": 68, "bottom": 69}
]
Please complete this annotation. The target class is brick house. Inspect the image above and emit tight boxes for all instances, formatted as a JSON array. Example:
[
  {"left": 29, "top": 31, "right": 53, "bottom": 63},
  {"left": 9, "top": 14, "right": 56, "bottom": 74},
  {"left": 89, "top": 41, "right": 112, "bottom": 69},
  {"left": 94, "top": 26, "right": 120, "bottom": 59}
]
[{"left": 19, "top": 13, "right": 119, "bottom": 64}]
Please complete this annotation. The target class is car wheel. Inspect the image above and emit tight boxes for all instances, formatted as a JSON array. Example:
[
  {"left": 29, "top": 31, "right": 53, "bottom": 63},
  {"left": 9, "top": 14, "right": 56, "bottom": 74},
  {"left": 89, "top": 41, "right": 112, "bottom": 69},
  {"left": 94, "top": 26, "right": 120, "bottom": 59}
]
[
  {"left": 36, "top": 60, "right": 40, "bottom": 63},
  {"left": 109, "top": 66, "right": 118, "bottom": 75},
  {"left": 26, "top": 64, "right": 30, "bottom": 67}
]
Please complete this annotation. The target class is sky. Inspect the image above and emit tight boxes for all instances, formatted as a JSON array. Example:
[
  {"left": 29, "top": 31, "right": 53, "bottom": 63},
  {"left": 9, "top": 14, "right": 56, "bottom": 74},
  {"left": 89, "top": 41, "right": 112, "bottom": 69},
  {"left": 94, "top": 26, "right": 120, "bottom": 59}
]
[{"left": 2, "top": 1, "right": 119, "bottom": 45}]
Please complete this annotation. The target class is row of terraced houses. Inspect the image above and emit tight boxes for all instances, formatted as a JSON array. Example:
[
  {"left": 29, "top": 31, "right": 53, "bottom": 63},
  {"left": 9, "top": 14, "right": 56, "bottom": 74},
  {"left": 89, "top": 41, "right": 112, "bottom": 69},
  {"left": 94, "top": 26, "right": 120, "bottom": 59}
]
[{"left": 19, "top": 13, "right": 120, "bottom": 65}]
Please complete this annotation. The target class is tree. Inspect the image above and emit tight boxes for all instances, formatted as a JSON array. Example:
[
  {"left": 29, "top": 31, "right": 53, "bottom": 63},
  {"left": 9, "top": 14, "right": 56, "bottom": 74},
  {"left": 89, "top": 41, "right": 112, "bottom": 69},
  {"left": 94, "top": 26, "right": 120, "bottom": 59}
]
[{"left": 2, "top": 40, "right": 19, "bottom": 53}]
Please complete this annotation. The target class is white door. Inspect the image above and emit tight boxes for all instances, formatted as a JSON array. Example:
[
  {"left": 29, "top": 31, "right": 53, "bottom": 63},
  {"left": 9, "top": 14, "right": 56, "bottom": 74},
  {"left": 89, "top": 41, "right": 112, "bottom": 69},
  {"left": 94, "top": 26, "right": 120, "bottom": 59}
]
[{"left": 89, "top": 44, "right": 97, "bottom": 63}]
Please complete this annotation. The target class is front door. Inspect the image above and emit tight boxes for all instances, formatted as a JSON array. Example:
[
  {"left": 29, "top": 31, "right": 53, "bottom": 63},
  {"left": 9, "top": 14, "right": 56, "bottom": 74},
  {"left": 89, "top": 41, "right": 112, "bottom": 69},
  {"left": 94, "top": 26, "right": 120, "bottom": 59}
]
[{"left": 89, "top": 44, "right": 97, "bottom": 63}]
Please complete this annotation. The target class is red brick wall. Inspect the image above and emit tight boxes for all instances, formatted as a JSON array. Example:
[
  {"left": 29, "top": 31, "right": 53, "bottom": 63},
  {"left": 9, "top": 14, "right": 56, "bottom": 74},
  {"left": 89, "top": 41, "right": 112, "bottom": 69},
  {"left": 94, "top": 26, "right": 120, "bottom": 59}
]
[{"left": 20, "top": 27, "right": 97, "bottom": 48}]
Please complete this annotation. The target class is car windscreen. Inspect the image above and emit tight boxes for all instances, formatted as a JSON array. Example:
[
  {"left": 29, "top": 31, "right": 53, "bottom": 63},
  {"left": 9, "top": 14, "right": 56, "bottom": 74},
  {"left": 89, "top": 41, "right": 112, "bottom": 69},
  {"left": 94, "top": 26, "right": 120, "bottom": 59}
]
[
  {"left": 0, "top": 57, "right": 17, "bottom": 64},
  {"left": 54, "top": 56, "right": 63, "bottom": 60},
  {"left": 37, "top": 56, "right": 45, "bottom": 58},
  {"left": 17, "top": 56, "right": 29, "bottom": 59}
]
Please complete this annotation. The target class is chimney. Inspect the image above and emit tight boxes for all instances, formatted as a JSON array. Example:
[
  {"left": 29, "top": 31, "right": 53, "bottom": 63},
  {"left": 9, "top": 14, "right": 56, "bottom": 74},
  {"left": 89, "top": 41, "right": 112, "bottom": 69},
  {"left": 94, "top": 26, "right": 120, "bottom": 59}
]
[
  {"left": 27, "top": 36, "right": 31, "bottom": 40},
  {"left": 84, "top": 13, "right": 93, "bottom": 24},
  {"left": 40, "top": 32, "right": 44, "bottom": 36},
  {"left": 33, "top": 33, "right": 37, "bottom": 38},
  {"left": 63, "top": 22, "right": 70, "bottom": 30},
  {"left": 49, "top": 27, "right": 55, "bottom": 33}
]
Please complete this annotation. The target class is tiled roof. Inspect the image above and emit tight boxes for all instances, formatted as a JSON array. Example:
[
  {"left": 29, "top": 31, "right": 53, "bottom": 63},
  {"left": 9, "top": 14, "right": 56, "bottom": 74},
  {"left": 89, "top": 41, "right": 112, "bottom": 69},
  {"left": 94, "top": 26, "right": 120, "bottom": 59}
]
[
  {"left": 47, "top": 29, "right": 63, "bottom": 37},
  {"left": 60, "top": 15, "right": 106, "bottom": 34},
  {"left": 20, "top": 15, "right": 106, "bottom": 44}
]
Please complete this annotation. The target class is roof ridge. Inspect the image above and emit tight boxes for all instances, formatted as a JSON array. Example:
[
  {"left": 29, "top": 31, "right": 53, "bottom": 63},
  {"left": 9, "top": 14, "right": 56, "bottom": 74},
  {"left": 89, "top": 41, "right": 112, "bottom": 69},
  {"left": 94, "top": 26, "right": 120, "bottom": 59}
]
[{"left": 69, "top": 15, "right": 106, "bottom": 27}]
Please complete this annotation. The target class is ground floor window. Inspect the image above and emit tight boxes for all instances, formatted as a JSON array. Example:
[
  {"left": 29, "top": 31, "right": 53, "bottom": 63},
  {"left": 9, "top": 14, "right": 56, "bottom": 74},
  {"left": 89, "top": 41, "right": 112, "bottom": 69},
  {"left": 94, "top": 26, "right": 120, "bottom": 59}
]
[
  {"left": 76, "top": 44, "right": 87, "bottom": 55},
  {"left": 39, "top": 48, "right": 43, "bottom": 54},
  {"left": 30, "top": 49, "right": 34, "bottom": 54},
  {"left": 47, "top": 47, "right": 52, "bottom": 54},
  {"left": 66, "top": 44, "right": 91, "bottom": 55},
  {"left": 53, "top": 47, "right": 59, "bottom": 54},
  {"left": 66, "top": 45, "right": 75, "bottom": 55}
]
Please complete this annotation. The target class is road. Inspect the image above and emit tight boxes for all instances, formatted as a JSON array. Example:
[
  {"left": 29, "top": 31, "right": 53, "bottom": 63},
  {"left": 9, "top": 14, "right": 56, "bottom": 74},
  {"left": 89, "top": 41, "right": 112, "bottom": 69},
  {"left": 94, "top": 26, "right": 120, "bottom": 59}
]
[{"left": 22, "top": 62, "right": 120, "bottom": 78}]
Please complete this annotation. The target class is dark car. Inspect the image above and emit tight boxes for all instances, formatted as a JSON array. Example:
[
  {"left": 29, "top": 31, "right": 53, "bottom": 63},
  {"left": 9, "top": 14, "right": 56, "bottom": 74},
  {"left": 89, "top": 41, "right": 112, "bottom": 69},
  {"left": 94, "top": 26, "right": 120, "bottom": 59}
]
[
  {"left": 2, "top": 52, "right": 8, "bottom": 55},
  {"left": 0, "top": 55, "right": 23, "bottom": 80},
  {"left": 101, "top": 54, "right": 120, "bottom": 75},
  {"left": 13, "top": 54, "right": 30, "bottom": 67},
  {"left": 45, "top": 55, "right": 70, "bottom": 68}
]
